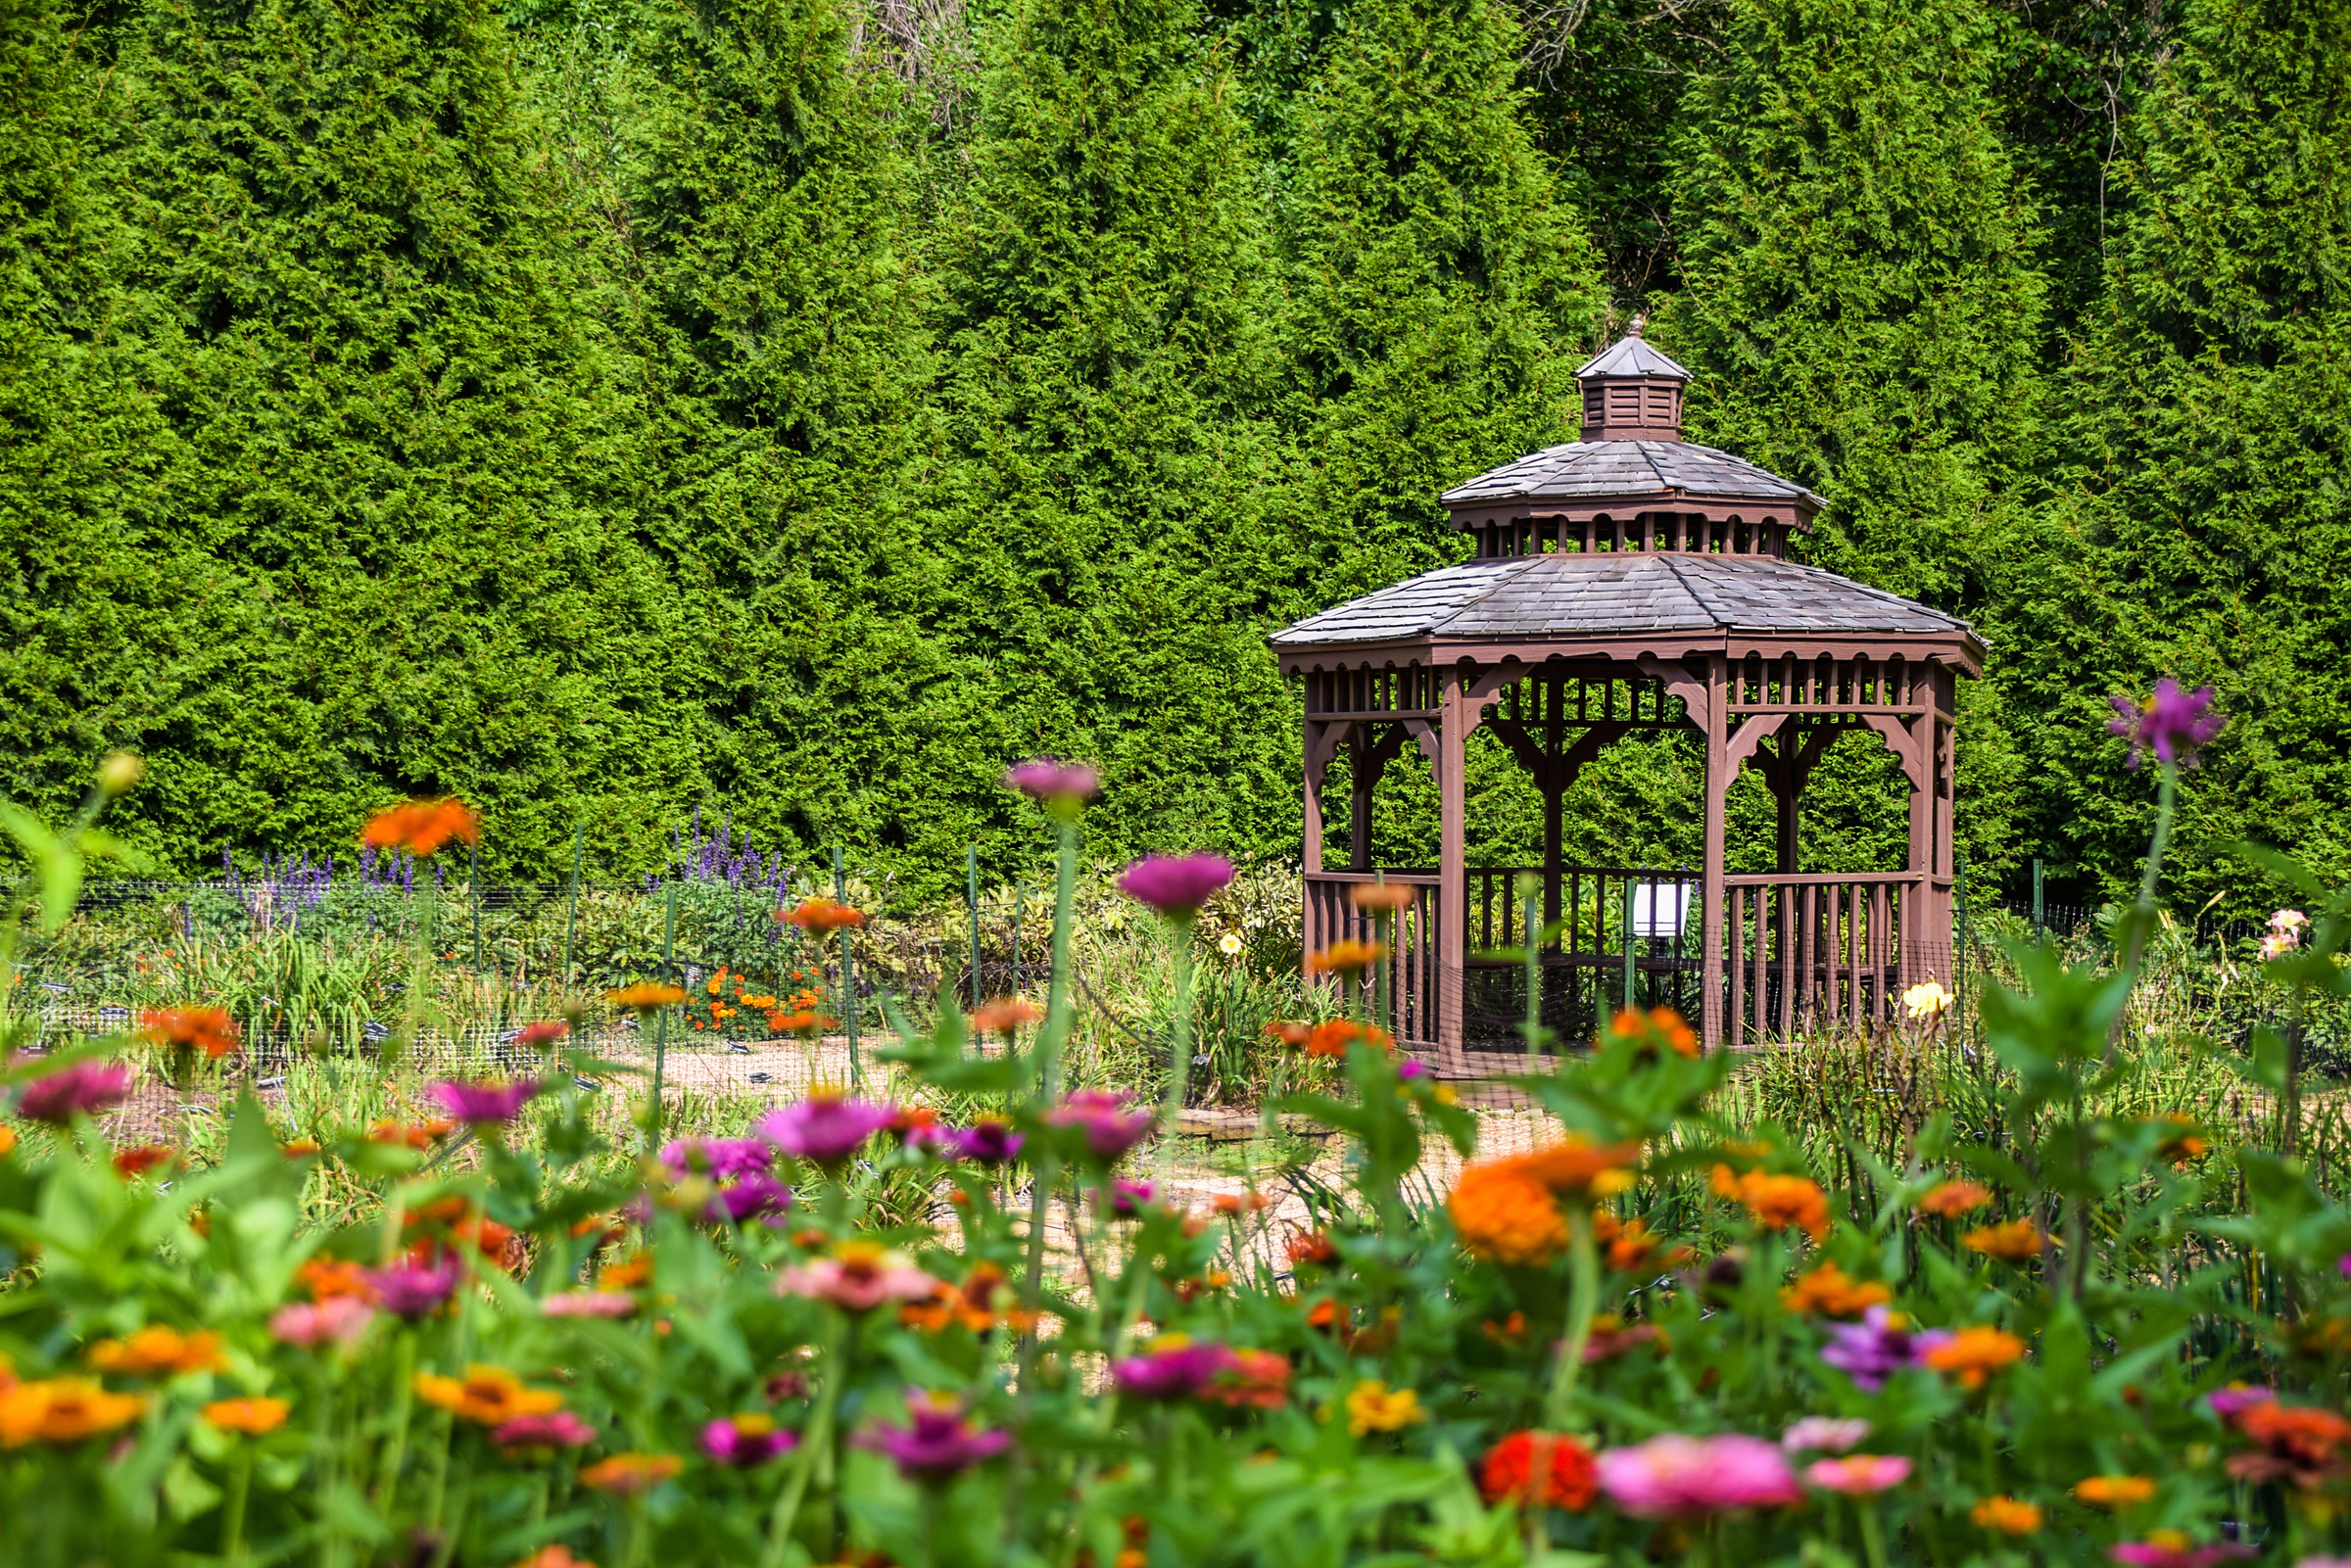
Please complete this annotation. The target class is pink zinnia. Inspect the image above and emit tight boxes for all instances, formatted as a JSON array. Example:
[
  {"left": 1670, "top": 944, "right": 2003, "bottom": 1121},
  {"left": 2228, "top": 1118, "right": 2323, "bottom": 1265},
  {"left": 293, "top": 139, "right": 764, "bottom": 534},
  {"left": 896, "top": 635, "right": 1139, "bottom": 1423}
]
[
  {"left": 495, "top": 1410, "right": 598, "bottom": 1451},
  {"left": 775, "top": 1246, "right": 938, "bottom": 1311},
  {"left": 2108, "top": 679, "right": 2225, "bottom": 769},
  {"left": 756, "top": 1093, "right": 893, "bottom": 1167},
  {"left": 1115, "top": 854, "right": 1234, "bottom": 918},
  {"left": 426, "top": 1078, "right": 545, "bottom": 1124},
  {"left": 2111, "top": 1543, "right": 2254, "bottom": 1568},
  {"left": 269, "top": 1296, "right": 376, "bottom": 1348},
  {"left": 1045, "top": 1089, "right": 1155, "bottom": 1162},
  {"left": 1804, "top": 1454, "right": 1911, "bottom": 1495},
  {"left": 701, "top": 1414, "right": 799, "bottom": 1467},
  {"left": 1781, "top": 1417, "right": 1871, "bottom": 1453},
  {"left": 18, "top": 1060, "right": 134, "bottom": 1123},
  {"left": 1596, "top": 1434, "right": 1803, "bottom": 1518},
  {"left": 855, "top": 1391, "right": 1010, "bottom": 1482},
  {"left": 541, "top": 1291, "right": 637, "bottom": 1318}
]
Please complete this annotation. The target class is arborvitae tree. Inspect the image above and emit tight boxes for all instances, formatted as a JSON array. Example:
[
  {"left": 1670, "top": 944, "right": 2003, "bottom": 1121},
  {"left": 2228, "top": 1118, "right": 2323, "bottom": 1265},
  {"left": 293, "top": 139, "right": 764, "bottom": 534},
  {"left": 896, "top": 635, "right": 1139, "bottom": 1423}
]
[
  {"left": 2019, "top": 0, "right": 2351, "bottom": 902},
  {"left": 933, "top": 0, "right": 1297, "bottom": 862},
  {"left": 1661, "top": 0, "right": 2045, "bottom": 879},
  {"left": 1279, "top": 0, "right": 1604, "bottom": 600},
  {"left": 553, "top": 0, "right": 979, "bottom": 879}
]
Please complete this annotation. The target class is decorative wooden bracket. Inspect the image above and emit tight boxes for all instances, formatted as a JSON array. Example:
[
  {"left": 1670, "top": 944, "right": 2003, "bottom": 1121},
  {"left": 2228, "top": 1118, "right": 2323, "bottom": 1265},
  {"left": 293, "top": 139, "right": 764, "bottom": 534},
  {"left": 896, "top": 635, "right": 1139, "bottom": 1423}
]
[
  {"left": 1636, "top": 656, "right": 1708, "bottom": 735},
  {"left": 1862, "top": 713, "right": 1929, "bottom": 790}
]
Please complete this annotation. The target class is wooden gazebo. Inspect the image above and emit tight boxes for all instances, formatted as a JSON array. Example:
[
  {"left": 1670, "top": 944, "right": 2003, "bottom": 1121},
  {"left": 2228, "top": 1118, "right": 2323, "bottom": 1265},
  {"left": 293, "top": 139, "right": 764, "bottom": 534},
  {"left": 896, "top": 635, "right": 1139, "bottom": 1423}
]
[{"left": 1272, "top": 329, "right": 1985, "bottom": 1066}]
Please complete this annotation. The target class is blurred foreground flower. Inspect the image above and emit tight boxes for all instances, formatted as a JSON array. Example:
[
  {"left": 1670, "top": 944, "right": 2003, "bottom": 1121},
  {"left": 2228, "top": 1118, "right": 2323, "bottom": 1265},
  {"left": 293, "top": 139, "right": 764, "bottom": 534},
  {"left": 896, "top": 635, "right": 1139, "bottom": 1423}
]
[
  {"left": 1805, "top": 1453, "right": 1910, "bottom": 1494},
  {"left": 1971, "top": 1495, "right": 2043, "bottom": 1535},
  {"left": 271, "top": 1297, "right": 375, "bottom": 1347},
  {"left": 1113, "top": 1338, "right": 1230, "bottom": 1400},
  {"left": 779, "top": 898, "right": 865, "bottom": 933},
  {"left": 17, "top": 1061, "right": 133, "bottom": 1124},
  {"left": 414, "top": 1364, "right": 562, "bottom": 1426},
  {"left": 758, "top": 1091, "right": 891, "bottom": 1167},
  {"left": 202, "top": 1398, "right": 290, "bottom": 1436},
  {"left": 1116, "top": 854, "right": 1233, "bottom": 919},
  {"left": 606, "top": 982, "right": 687, "bottom": 1012},
  {"left": 970, "top": 997, "right": 1041, "bottom": 1034},
  {"left": 580, "top": 1452, "right": 682, "bottom": 1495},
  {"left": 1917, "top": 1179, "right": 1992, "bottom": 1218},
  {"left": 1782, "top": 1417, "right": 1870, "bottom": 1453},
  {"left": 90, "top": 1325, "right": 225, "bottom": 1376},
  {"left": 513, "top": 1020, "right": 570, "bottom": 1049},
  {"left": 776, "top": 1242, "right": 937, "bottom": 1311},
  {"left": 1781, "top": 1262, "right": 1891, "bottom": 1318},
  {"left": 1344, "top": 1380, "right": 1423, "bottom": 1435},
  {"left": 1005, "top": 759, "right": 1099, "bottom": 819},
  {"left": 363, "top": 1260, "right": 459, "bottom": 1320},
  {"left": 2074, "top": 1474, "right": 2157, "bottom": 1508},
  {"left": 139, "top": 1007, "right": 239, "bottom": 1060},
  {"left": 1820, "top": 1307, "right": 1950, "bottom": 1391},
  {"left": 428, "top": 1078, "right": 544, "bottom": 1125},
  {"left": 2108, "top": 679, "right": 2224, "bottom": 770},
  {"left": 1478, "top": 1431, "right": 1598, "bottom": 1510},
  {"left": 701, "top": 1413, "right": 797, "bottom": 1467},
  {"left": 949, "top": 1119, "right": 1024, "bottom": 1164},
  {"left": 496, "top": 1410, "right": 597, "bottom": 1454},
  {"left": 1924, "top": 1326, "right": 2027, "bottom": 1389},
  {"left": 1045, "top": 1088, "right": 1155, "bottom": 1162},
  {"left": 1348, "top": 879, "right": 1415, "bottom": 914},
  {"left": 1305, "top": 939, "right": 1385, "bottom": 976},
  {"left": 0, "top": 1378, "right": 145, "bottom": 1446},
  {"left": 857, "top": 1391, "right": 1010, "bottom": 1482},
  {"left": 1901, "top": 980, "right": 1952, "bottom": 1019},
  {"left": 1709, "top": 1164, "right": 1830, "bottom": 1239},
  {"left": 1595, "top": 1433, "right": 1802, "bottom": 1518},
  {"left": 2110, "top": 1533, "right": 2253, "bottom": 1568},
  {"left": 539, "top": 1292, "right": 635, "bottom": 1319},
  {"left": 360, "top": 798, "right": 478, "bottom": 857}
]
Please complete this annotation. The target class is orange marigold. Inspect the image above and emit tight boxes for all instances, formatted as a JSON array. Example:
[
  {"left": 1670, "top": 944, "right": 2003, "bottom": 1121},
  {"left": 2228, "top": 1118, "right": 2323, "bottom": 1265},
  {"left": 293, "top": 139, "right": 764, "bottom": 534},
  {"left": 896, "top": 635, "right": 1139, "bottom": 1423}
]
[
  {"left": 1304, "top": 939, "right": 1387, "bottom": 975},
  {"left": 778, "top": 898, "right": 865, "bottom": 933},
  {"left": 607, "top": 982, "right": 688, "bottom": 1012},
  {"left": 1917, "top": 1180, "right": 1992, "bottom": 1218},
  {"left": 1711, "top": 1164, "right": 1831, "bottom": 1240},
  {"left": 1970, "top": 1495, "right": 2043, "bottom": 1535},
  {"left": 1924, "top": 1326, "right": 2027, "bottom": 1389},
  {"left": 1780, "top": 1262, "right": 1894, "bottom": 1318},
  {"left": 1449, "top": 1164, "right": 1569, "bottom": 1265},
  {"left": 0, "top": 1378, "right": 145, "bottom": 1446},
  {"left": 360, "top": 799, "right": 479, "bottom": 858},
  {"left": 1963, "top": 1218, "right": 2044, "bottom": 1262},
  {"left": 768, "top": 1010, "right": 838, "bottom": 1037},
  {"left": 2071, "top": 1475, "right": 2157, "bottom": 1509},
  {"left": 139, "top": 1006, "right": 240, "bottom": 1060}
]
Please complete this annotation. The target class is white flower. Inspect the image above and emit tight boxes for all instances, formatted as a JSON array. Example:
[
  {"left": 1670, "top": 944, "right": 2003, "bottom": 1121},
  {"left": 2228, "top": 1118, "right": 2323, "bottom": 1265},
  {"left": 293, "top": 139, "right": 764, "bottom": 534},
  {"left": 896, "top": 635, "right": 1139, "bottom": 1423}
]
[{"left": 1217, "top": 932, "right": 1244, "bottom": 958}]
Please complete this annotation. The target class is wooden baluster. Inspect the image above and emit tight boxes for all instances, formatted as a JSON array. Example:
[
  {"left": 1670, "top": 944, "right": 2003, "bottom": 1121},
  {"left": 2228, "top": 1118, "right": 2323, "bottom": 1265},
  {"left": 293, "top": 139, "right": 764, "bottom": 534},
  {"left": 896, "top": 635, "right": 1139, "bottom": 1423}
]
[
  {"left": 1777, "top": 883, "right": 1796, "bottom": 1036},
  {"left": 1751, "top": 885, "right": 1769, "bottom": 1041},
  {"left": 1872, "top": 881, "right": 1891, "bottom": 1026},
  {"left": 1729, "top": 887, "right": 1746, "bottom": 1049}
]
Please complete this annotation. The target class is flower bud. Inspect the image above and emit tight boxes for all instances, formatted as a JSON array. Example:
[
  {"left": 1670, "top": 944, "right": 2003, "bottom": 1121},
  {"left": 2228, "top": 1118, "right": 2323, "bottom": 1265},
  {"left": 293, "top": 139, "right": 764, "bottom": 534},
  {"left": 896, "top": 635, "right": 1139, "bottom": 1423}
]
[{"left": 97, "top": 751, "right": 144, "bottom": 796}]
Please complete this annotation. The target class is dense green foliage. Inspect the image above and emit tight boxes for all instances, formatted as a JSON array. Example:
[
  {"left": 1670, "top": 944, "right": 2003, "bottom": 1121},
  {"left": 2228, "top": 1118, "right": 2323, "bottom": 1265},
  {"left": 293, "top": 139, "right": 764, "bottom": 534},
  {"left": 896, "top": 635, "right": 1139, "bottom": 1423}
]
[{"left": 0, "top": 0, "right": 2342, "bottom": 910}]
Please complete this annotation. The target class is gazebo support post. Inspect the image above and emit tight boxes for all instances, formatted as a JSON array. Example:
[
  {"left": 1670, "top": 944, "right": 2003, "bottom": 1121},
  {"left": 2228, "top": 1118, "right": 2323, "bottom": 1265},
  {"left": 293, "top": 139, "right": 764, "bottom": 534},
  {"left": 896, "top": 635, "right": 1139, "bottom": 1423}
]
[
  {"left": 1437, "top": 670, "right": 1471, "bottom": 1069},
  {"left": 1701, "top": 653, "right": 1730, "bottom": 1050}
]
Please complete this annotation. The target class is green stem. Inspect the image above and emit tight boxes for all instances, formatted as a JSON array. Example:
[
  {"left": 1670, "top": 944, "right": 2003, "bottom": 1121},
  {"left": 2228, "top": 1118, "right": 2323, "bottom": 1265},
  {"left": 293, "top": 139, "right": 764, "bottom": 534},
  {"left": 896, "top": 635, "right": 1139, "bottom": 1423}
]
[
  {"left": 374, "top": 1331, "right": 417, "bottom": 1504},
  {"left": 761, "top": 1312, "right": 848, "bottom": 1568},
  {"left": 1541, "top": 1208, "right": 1599, "bottom": 1429},
  {"left": 222, "top": 1448, "right": 253, "bottom": 1563},
  {"left": 1856, "top": 1497, "right": 1893, "bottom": 1568}
]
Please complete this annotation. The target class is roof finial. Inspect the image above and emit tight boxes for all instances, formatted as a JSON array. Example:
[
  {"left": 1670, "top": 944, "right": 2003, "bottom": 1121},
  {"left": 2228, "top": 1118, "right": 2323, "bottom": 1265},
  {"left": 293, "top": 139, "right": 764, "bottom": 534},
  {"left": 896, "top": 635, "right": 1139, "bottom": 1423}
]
[{"left": 1628, "top": 312, "right": 1646, "bottom": 338}]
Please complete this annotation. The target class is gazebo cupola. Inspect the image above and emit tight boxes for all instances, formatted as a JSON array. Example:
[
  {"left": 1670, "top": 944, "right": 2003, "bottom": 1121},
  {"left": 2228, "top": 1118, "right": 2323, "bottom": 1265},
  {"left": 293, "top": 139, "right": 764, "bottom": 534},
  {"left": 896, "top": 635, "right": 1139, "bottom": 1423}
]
[{"left": 1272, "top": 328, "right": 1986, "bottom": 1068}]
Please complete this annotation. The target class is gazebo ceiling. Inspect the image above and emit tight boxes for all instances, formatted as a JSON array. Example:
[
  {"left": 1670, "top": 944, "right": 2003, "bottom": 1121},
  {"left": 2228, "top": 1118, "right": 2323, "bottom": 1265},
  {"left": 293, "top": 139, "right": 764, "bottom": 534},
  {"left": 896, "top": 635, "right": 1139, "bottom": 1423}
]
[{"left": 1271, "top": 549, "right": 1984, "bottom": 669}]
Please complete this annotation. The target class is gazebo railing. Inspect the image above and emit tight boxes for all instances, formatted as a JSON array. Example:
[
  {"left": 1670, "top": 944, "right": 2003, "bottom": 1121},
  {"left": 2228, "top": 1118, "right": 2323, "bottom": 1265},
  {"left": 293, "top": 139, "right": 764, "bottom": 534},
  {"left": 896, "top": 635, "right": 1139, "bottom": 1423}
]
[{"left": 1723, "top": 873, "right": 1951, "bottom": 1045}]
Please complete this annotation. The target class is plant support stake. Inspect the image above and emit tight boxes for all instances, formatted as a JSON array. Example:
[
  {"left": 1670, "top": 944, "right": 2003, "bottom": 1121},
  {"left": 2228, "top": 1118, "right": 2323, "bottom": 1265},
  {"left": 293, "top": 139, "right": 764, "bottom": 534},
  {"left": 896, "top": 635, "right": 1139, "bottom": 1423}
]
[
  {"left": 651, "top": 879, "right": 676, "bottom": 1136},
  {"left": 967, "top": 845, "right": 982, "bottom": 1009},
  {"left": 563, "top": 823, "right": 583, "bottom": 990},
  {"left": 835, "top": 847, "right": 860, "bottom": 1091}
]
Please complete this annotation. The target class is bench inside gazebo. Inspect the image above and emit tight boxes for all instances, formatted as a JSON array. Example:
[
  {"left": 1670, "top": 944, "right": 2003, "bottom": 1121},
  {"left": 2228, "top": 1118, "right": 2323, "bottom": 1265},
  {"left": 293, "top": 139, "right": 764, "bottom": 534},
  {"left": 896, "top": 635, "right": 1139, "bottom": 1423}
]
[{"left": 1271, "top": 329, "right": 1985, "bottom": 1070}]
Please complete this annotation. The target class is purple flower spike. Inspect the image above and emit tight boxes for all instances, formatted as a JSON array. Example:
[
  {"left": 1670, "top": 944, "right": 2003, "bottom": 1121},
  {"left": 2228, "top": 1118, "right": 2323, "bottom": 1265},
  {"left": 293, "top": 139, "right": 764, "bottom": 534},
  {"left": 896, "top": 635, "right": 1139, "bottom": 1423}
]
[
  {"left": 1045, "top": 1089, "right": 1156, "bottom": 1163},
  {"left": 17, "top": 1061, "right": 134, "bottom": 1123},
  {"left": 856, "top": 1392, "right": 1011, "bottom": 1482},
  {"left": 701, "top": 1414, "right": 799, "bottom": 1467},
  {"left": 2108, "top": 679, "right": 2225, "bottom": 770},
  {"left": 1820, "top": 1307, "right": 1950, "bottom": 1392},
  {"left": 756, "top": 1093, "right": 894, "bottom": 1167},
  {"left": 1116, "top": 854, "right": 1235, "bottom": 919},
  {"left": 426, "top": 1078, "right": 545, "bottom": 1125},
  {"left": 950, "top": 1120, "right": 1025, "bottom": 1164},
  {"left": 363, "top": 1259, "right": 460, "bottom": 1320},
  {"left": 1112, "top": 1340, "right": 1231, "bottom": 1400},
  {"left": 1005, "top": 760, "right": 1100, "bottom": 821}
]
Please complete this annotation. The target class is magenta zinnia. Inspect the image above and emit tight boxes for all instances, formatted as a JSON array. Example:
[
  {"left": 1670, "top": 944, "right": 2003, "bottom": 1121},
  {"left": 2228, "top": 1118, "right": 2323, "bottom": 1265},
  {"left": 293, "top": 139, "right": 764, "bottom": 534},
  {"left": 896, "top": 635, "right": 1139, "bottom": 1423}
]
[
  {"left": 1045, "top": 1089, "right": 1155, "bottom": 1163},
  {"left": 856, "top": 1391, "right": 1011, "bottom": 1482},
  {"left": 1115, "top": 853, "right": 1234, "bottom": 918},
  {"left": 2108, "top": 679, "right": 2225, "bottom": 769},
  {"left": 426, "top": 1078, "right": 545, "bottom": 1125},
  {"left": 756, "top": 1092, "right": 893, "bottom": 1166},
  {"left": 17, "top": 1060, "right": 134, "bottom": 1123}
]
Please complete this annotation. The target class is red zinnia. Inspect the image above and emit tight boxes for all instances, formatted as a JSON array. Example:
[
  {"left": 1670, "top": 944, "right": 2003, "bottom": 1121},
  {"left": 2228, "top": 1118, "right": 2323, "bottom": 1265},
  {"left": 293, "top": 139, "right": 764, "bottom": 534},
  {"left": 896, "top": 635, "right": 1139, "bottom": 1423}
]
[{"left": 1480, "top": 1431, "right": 1600, "bottom": 1511}]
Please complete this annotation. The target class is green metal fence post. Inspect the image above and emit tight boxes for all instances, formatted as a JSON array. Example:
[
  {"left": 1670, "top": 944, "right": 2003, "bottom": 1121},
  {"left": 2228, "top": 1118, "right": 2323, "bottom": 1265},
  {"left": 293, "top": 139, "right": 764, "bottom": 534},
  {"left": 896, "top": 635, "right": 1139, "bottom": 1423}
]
[
  {"left": 563, "top": 823, "right": 583, "bottom": 990},
  {"left": 835, "top": 847, "right": 861, "bottom": 1092},
  {"left": 1955, "top": 854, "right": 1971, "bottom": 1054},
  {"left": 1621, "top": 879, "right": 1636, "bottom": 1015},
  {"left": 2032, "top": 857, "right": 2045, "bottom": 938},
  {"left": 967, "top": 846, "right": 982, "bottom": 1008},
  {"left": 469, "top": 841, "right": 483, "bottom": 974},
  {"left": 651, "top": 879, "right": 676, "bottom": 1136}
]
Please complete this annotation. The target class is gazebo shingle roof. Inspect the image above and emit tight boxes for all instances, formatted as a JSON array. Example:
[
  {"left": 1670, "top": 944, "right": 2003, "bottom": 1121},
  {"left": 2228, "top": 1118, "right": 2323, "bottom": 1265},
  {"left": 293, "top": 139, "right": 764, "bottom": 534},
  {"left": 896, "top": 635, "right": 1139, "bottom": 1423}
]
[
  {"left": 1271, "top": 549, "right": 1973, "bottom": 648},
  {"left": 1439, "top": 441, "right": 1825, "bottom": 511}
]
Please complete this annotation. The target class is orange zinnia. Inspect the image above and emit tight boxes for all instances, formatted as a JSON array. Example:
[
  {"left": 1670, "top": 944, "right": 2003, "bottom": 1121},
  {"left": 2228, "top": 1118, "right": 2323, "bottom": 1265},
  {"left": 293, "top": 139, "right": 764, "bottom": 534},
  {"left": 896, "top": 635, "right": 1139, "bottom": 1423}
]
[
  {"left": 1305, "top": 939, "right": 1387, "bottom": 975},
  {"left": 1448, "top": 1164, "right": 1569, "bottom": 1266},
  {"left": 2071, "top": 1475, "right": 2157, "bottom": 1509},
  {"left": 580, "top": 1451, "right": 683, "bottom": 1494},
  {"left": 299, "top": 1258, "right": 378, "bottom": 1303},
  {"left": 778, "top": 898, "right": 865, "bottom": 933},
  {"left": 1605, "top": 1006, "right": 1700, "bottom": 1058},
  {"left": 1711, "top": 1164, "right": 1832, "bottom": 1240},
  {"left": 1970, "top": 1495, "right": 2043, "bottom": 1535},
  {"left": 1780, "top": 1262, "right": 1894, "bottom": 1318},
  {"left": 1508, "top": 1137, "right": 1641, "bottom": 1198},
  {"left": 412, "top": 1364, "right": 562, "bottom": 1426},
  {"left": 139, "top": 1006, "right": 240, "bottom": 1060},
  {"left": 607, "top": 982, "right": 688, "bottom": 1012},
  {"left": 1917, "top": 1179, "right": 1992, "bottom": 1218},
  {"left": 360, "top": 798, "right": 479, "bottom": 858},
  {"left": 367, "top": 1118, "right": 456, "bottom": 1149},
  {"left": 1303, "top": 1019, "right": 1392, "bottom": 1058},
  {"left": 0, "top": 1378, "right": 145, "bottom": 1446},
  {"left": 767, "top": 1009, "right": 837, "bottom": 1037},
  {"left": 87, "top": 1325, "right": 226, "bottom": 1376},
  {"left": 1962, "top": 1218, "right": 2043, "bottom": 1262},
  {"left": 1924, "top": 1326, "right": 2027, "bottom": 1389},
  {"left": 1591, "top": 1212, "right": 1678, "bottom": 1273},
  {"left": 202, "top": 1397, "right": 291, "bottom": 1436},
  {"left": 971, "top": 996, "right": 1043, "bottom": 1033},
  {"left": 1347, "top": 881, "right": 1415, "bottom": 915}
]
